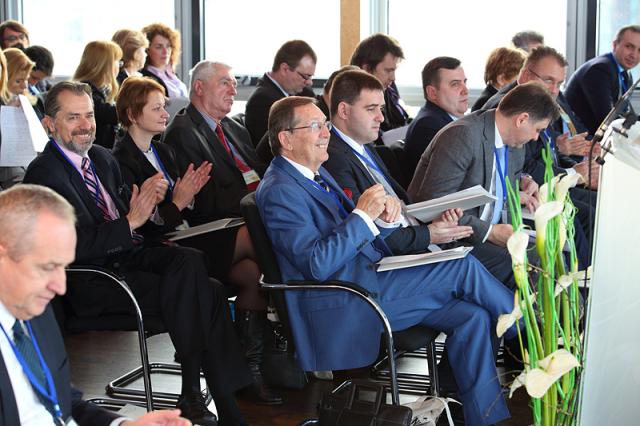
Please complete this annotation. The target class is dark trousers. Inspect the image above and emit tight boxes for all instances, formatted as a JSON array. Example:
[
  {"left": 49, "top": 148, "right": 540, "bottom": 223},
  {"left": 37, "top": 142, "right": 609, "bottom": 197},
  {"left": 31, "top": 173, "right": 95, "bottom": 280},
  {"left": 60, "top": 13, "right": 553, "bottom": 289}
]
[{"left": 70, "top": 244, "right": 252, "bottom": 396}]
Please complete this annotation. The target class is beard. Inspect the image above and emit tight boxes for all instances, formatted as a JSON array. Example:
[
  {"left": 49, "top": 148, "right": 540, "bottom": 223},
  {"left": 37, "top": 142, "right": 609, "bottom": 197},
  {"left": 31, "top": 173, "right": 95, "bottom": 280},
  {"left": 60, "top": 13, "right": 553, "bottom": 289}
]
[{"left": 57, "top": 130, "right": 96, "bottom": 156}]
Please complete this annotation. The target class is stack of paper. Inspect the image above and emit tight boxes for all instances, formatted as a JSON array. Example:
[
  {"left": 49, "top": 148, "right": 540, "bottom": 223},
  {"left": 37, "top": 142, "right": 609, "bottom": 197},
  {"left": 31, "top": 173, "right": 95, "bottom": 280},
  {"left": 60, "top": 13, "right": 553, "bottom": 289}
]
[
  {"left": 376, "top": 246, "right": 474, "bottom": 272},
  {"left": 406, "top": 185, "right": 496, "bottom": 222},
  {"left": 0, "top": 95, "right": 49, "bottom": 167},
  {"left": 166, "top": 217, "right": 245, "bottom": 241}
]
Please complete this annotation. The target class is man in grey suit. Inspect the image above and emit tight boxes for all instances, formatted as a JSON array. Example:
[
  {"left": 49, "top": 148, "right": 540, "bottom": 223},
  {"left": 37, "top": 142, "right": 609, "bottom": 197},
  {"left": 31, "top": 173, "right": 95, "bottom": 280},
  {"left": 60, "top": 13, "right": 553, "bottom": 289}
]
[{"left": 408, "top": 83, "right": 558, "bottom": 268}]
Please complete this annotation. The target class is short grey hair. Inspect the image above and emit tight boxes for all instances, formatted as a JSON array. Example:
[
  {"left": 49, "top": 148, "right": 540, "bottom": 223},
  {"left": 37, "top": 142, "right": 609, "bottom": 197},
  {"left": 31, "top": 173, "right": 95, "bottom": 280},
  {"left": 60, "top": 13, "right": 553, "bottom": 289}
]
[
  {"left": 0, "top": 184, "right": 76, "bottom": 260},
  {"left": 188, "top": 60, "right": 231, "bottom": 98},
  {"left": 44, "top": 81, "right": 93, "bottom": 118}
]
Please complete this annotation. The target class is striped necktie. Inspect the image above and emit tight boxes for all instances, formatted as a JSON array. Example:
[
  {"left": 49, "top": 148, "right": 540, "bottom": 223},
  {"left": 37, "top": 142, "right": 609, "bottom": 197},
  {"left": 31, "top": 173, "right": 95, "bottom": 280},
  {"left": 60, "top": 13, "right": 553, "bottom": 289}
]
[
  {"left": 12, "top": 321, "right": 57, "bottom": 421},
  {"left": 81, "top": 157, "right": 112, "bottom": 221}
]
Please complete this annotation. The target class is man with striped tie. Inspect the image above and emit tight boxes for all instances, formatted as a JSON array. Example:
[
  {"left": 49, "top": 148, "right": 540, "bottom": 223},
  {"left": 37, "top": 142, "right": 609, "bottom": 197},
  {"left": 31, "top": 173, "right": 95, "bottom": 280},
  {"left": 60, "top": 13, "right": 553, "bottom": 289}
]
[{"left": 23, "top": 81, "right": 253, "bottom": 426}]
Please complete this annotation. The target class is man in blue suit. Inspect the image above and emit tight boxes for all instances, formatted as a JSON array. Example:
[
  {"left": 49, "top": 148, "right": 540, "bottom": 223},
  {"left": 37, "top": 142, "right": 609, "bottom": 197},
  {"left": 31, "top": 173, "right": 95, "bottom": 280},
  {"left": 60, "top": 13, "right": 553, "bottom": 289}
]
[{"left": 257, "top": 96, "right": 520, "bottom": 426}]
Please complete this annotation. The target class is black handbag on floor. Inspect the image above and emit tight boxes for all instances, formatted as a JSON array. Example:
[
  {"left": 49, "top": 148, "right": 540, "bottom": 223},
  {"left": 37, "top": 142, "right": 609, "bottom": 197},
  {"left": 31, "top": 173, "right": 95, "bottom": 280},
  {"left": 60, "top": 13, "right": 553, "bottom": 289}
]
[
  {"left": 318, "top": 379, "right": 412, "bottom": 426},
  {"left": 262, "top": 321, "right": 308, "bottom": 389}
]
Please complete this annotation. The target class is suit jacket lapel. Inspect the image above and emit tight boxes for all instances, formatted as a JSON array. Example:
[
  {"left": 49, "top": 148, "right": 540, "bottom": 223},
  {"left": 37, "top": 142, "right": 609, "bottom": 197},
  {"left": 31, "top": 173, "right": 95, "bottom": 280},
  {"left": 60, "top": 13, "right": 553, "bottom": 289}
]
[
  {"left": 89, "top": 148, "right": 128, "bottom": 217},
  {"left": 481, "top": 111, "right": 496, "bottom": 191},
  {"left": 273, "top": 157, "right": 348, "bottom": 222},
  {"left": 186, "top": 105, "right": 229, "bottom": 168},
  {"left": 0, "top": 349, "right": 19, "bottom": 425},
  {"left": 331, "top": 132, "right": 377, "bottom": 188},
  {"left": 47, "top": 142, "right": 107, "bottom": 223}
]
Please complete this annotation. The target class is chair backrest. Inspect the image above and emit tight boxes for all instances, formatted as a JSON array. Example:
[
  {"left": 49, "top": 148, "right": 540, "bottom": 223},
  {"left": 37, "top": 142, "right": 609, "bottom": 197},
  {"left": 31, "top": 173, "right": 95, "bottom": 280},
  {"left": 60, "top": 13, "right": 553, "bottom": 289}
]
[
  {"left": 58, "top": 269, "right": 165, "bottom": 336},
  {"left": 240, "top": 192, "right": 296, "bottom": 345}
]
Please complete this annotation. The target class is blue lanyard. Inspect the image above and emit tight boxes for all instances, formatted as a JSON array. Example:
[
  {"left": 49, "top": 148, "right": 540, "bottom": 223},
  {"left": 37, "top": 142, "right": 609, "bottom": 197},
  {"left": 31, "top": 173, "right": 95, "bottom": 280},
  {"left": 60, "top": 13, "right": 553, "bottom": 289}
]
[
  {"left": 542, "top": 129, "right": 556, "bottom": 150},
  {"left": 310, "top": 178, "right": 349, "bottom": 219},
  {"left": 332, "top": 129, "right": 392, "bottom": 188},
  {"left": 149, "top": 145, "right": 174, "bottom": 192},
  {"left": 51, "top": 140, "right": 107, "bottom": 209},
  {"left": 493, "top": 146, "right": 508, "bottom": 201},
  {"left": 0, "top": 320, "right": 63, "bottom": 422}
]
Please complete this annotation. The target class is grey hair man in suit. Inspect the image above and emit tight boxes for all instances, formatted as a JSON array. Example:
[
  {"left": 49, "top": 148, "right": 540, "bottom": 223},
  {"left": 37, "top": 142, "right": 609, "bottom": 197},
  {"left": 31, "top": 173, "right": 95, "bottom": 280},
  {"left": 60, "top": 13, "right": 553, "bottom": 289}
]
[
  {"left": 0, "top": 184, "right": 190, "bottom": 425},
  {"left": 409, "top": 82, "right": 558, "bottom": 259}
]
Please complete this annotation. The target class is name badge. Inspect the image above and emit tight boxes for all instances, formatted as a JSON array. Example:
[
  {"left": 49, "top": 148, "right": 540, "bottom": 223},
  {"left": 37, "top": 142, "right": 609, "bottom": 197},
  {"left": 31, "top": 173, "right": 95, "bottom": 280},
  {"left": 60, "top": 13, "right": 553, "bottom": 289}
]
[{"left": 242, "top": 169, "right": 261, "bottom": 186}]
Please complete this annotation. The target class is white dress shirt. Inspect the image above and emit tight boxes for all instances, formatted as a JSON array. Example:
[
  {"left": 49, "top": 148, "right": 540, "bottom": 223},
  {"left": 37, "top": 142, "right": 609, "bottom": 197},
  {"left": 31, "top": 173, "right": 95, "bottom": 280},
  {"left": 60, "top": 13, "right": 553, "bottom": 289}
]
[
  {"left": 478, "top": 122, "right": 507, "bottom": 241},
  {"left": 0, "top": 302, "right": 125, "bottom": 425},
  {"left": 0, "top": 301, "right": 55, "bottom": 425}
]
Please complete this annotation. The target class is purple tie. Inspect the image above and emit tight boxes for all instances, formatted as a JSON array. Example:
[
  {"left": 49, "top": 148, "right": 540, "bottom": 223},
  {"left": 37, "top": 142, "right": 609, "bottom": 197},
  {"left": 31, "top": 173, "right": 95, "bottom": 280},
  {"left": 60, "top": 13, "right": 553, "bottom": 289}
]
[{"left": 81, "top": 157, "right": 112, "bottom": 221}]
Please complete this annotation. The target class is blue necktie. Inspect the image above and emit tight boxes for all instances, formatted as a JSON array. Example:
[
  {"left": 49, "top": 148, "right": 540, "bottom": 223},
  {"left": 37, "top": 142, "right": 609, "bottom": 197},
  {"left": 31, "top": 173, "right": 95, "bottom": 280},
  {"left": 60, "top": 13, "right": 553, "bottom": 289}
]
[
  {"left": 12, "top": 321, "right": 57, "bottom": 421},
  {"left": 491, "top": 146, "right": 506, "bottom": 225}
]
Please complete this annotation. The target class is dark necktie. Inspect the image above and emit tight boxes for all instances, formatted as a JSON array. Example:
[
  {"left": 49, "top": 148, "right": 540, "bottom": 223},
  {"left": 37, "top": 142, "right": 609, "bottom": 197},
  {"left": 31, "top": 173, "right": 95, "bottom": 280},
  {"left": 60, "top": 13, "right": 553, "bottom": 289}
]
[
  {"left": 12, "top": 321, "right": 57, "bottom": 421},
  {"left": 215, "top": 124, "right": 259, "bottom": 191},
  {"left": 314, "top": 174, "right": 348, "bottom": 218},
  {"left": 81, "top": 157, "right": 112, "bottom": 221},
  {"left": 313, "top": 173, "right": 330, "bottom": 192}
]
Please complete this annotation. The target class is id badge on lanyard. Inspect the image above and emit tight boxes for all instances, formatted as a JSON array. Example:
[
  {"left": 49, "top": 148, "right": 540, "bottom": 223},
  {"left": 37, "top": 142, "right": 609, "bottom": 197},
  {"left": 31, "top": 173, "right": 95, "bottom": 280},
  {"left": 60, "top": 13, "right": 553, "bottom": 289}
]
[{"left": 242, "top": 169, "right": 261, "bottom": 186}]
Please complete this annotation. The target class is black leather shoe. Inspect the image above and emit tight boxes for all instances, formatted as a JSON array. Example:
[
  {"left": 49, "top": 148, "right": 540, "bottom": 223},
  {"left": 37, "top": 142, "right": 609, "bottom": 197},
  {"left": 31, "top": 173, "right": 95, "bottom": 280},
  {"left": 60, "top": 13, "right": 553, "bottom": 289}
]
[
  {"left": 240, "top": 376, "right": 283, "bottom": 405},
  {"left": 177, "top": 393, "right": 218, "bottom": 426}
]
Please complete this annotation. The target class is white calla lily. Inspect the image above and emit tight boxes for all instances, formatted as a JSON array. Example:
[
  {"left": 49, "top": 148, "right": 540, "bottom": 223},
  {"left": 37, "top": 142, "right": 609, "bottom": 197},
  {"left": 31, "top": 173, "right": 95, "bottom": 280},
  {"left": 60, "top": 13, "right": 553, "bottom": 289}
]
[
  {"left": 554, "top": 274, "right": 575, "bottom": 297},
  {"left": 497, "top": 294, "right": 523, "bottom": 338},
  {"left": 555, "top": 173, "right": 583, "bottom": 204},
  {"left": 507, "top": 230, "right": 529, "bottom": 265},
  {"left": 510, "top": 370, "right": 528, "bottom": 398},
  {"left": 538, "top": 176, "right": 560, "bottom": 203},
  {"left": 534, "top": 201, "right": 564, "bottom": 256},
  {"left": 534, "top": 201, "right": 564, "bottom": 233},
  {"left": 523, "top": 349, "right": 580, "bottom": 398}
]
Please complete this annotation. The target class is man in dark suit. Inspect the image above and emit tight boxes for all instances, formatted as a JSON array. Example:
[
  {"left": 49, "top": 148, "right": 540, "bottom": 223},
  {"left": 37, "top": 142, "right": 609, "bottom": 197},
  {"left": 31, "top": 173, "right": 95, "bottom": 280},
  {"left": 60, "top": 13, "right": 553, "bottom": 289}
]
[
  {"left": 482, "top": 46, "right": 599, "bottom": 187},
  {"left": 324, "top": 69, "right": 520, "bottom": 290},
  {"left": 163, "top": 61, "right": 281, "bottom": 406},
  {"left": 23, "top": 81, "right": 253, "bottom": 426},
  {"left": 258, "top": 95, "right": 522, "bottom": 426},
  {"left": 350, "top": 33, "right": 410, "bottom": 132},
  {"left": 164, "top": 61, "right": 267, "bottom": 225},
  {"left": 409, "top": 83, "right": 556, "bottom": 260},
  {"left": 404, "top": 57, "right": 469, "bottom": 178},
  {"left": 244, "top": 40, "right": 317, "bottom": 146},
  {"left": 0, "top": 184, "right": 190, "bottom": 425},
  {"left": 565, "top": 25, "right": 640, "bottom": 134}
]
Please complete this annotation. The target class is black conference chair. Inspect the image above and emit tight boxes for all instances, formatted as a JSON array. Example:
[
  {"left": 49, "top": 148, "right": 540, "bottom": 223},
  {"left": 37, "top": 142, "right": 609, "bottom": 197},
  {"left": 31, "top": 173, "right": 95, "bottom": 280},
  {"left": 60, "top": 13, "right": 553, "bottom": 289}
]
[
  {"left": 57, "top": 266, "right": 207, "bottom": 410},
  {"left": 239, "top": 193, "right": 441, "bottom": 404}
]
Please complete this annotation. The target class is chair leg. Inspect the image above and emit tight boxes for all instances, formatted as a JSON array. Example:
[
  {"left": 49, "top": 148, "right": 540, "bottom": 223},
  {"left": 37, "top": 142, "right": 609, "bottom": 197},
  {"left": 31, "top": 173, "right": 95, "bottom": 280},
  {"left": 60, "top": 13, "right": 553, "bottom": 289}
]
[{"left": 427, "top": 340, "right": 440, "bottom": 397}]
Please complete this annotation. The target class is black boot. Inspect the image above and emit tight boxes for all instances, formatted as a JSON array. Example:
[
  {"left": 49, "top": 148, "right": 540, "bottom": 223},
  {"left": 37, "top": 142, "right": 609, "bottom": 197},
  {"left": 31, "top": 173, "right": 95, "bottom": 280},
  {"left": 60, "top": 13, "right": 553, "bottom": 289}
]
[{"left": 235, "top": 309, "right": 283, "bottom": 405}]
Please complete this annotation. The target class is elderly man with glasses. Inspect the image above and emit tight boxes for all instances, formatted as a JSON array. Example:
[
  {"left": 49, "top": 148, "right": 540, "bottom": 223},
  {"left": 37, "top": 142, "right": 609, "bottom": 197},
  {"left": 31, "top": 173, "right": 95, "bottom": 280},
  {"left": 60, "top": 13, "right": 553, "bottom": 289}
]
[{"left": 257, "top": 94, "right": 524, "bottom": 426}]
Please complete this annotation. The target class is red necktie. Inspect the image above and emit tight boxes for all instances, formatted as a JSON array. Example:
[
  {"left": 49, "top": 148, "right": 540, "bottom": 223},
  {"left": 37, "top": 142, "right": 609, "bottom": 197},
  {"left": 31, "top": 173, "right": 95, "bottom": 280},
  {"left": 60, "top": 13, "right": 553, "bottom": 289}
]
[{"left": 215, "top": 124, "right": 259, "bottom": 191}]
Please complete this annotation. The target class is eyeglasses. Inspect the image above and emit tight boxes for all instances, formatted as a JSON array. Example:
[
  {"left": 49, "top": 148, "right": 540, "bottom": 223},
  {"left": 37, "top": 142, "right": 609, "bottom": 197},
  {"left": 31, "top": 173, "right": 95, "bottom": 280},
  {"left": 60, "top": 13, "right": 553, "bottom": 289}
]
[
  {"left": 4, "top": 34, "right": 27, "bottom": 43},
  {"left": 295, "top": 70, "right": 314, "bottom": 81},
  {"left": 528, "top": 67, "right": 563, "bottom": 89},
  {"left": 286, "top": 120, "right": 332, "bottom": 133}
]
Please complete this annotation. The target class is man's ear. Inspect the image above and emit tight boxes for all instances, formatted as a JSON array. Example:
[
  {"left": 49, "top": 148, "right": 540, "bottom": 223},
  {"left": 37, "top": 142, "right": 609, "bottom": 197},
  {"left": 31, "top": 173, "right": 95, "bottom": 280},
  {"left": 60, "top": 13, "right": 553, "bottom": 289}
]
[
  {"left": 41, "top": 116, "right": 55, "bottom": 135},
  {"left": 425, "top": 85, "right": 438, "bottom": 102},
  {"left": 362, "top": 64, "right": 371, "bottom": 73},
  {"left": 515, "top": 112, "right": 530, "bottom": 128},
  {"left": 278, "top": 130, "right": 292, "bottom": 152},
  {"left": 336, "top": 101, "right": 350, "bottom": 120}
]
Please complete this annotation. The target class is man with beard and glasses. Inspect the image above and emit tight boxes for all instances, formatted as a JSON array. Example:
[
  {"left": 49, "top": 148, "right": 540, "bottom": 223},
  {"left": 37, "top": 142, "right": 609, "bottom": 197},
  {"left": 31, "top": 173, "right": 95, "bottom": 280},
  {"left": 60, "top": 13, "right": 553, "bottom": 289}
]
[{"left": 23, "top": 81, "right": 253, "bottom": 426}]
